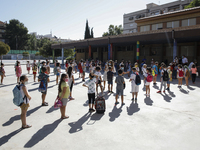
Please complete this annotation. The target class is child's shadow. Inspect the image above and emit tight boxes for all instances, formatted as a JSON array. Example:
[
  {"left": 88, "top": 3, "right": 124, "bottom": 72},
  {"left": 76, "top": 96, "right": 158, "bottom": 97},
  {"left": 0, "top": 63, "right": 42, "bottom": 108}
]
[
  {"left": 179, "top": 88, "right": 189, "bottom": 94},
  {"left": 144, "top": 97, "right": 153, "bottom": 106},
  {"left": 109, "top": 105, "right": 123, "bottom": 122},
  {"left": 153, "top": 84, "right": 159, "bottom": 90},
  {"left": 83, "top": 100, "right": 88, "bottom": 107},
  {"left": 187, "top": 86, "right": 195, "bottom": 90},
  {"left": 168, "top": 90, "right": 176, "bottom": 97},
  {"left": 126, "top": 102, "right": 140, "bottom": 116},
  {"left": 161, "top": 93, "right": 172, "bottom": 102}
]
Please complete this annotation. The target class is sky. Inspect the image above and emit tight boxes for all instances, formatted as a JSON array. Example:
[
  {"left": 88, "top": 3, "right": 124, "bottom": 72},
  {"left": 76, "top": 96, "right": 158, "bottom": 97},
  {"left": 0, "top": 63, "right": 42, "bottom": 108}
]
[{"left": 0, "top": 0, "right": 176, "bottom": 40}]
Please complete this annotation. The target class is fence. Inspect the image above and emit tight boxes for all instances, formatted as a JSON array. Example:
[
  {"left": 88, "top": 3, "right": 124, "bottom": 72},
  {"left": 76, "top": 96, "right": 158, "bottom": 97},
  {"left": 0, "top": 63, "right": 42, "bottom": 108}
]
[{"left": 8, "top": 50, "right": 39, "bottom": 54}]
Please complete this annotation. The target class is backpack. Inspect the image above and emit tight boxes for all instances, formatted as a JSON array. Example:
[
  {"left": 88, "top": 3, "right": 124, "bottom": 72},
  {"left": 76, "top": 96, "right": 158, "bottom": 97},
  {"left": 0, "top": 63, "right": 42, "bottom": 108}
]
[
  {"left": 146, "top": 74, "right": 153, "bottom": 82},
  {"left": 53, "top": 67, "right": 58, "bottom": 75},
  {"left": 33, "top": 64, "right": 37, "bottom": 71},
  {"left": 38, "top": 80, "right": 46, "bottom": 92},
  {"left": 134, "top": 73, "right": 141, "bottom": 85},
  {"left": 163, "top": 70, "right": 169, "bottom": 81},
  {"left": 13, "top": 85, "right": 24, "bottom": 106},
  {"left": 179, "top": 69, "right": 184, "bottom": 77}
]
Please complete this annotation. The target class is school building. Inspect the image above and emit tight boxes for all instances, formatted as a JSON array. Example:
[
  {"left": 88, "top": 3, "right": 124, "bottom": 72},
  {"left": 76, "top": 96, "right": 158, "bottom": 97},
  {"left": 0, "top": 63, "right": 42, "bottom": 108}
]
[{"left": 52, "top": 6, "right": 200, "bottom": 64}]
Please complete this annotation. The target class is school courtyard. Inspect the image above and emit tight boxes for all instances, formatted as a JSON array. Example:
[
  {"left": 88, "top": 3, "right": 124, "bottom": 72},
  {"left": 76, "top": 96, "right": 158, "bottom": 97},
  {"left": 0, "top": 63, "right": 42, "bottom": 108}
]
[{"left": 0, "top": 62, "right": 200, "bottom": 150}]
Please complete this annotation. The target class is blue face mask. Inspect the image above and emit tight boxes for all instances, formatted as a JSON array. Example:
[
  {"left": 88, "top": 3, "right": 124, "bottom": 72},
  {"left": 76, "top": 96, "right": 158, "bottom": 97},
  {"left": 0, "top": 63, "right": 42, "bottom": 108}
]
[{"left": 121, "top": 67, "right": 124, "bottom": 70}]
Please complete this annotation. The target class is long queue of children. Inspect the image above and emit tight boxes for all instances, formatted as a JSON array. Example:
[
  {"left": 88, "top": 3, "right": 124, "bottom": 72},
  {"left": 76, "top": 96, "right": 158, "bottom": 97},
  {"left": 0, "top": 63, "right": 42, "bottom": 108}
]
[{"left": 1, "top": 58, "right": 198, "bottom": 129}]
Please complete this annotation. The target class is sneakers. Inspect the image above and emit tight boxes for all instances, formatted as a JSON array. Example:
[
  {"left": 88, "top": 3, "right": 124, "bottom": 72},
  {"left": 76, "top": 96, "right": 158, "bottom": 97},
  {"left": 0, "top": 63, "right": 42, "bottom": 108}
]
[
  {"left": 131, "top": 98, "right": 134, "bottom": 101},
  {"left": 89, "top": 108, "right": 95, "bottom": 112},
  {"left": 166, "top": 87, "right": 169, "bottom": 91},
  {"left": 163, "top": 91, "right": 165, "bottom": 93},
  {"left": 42, "top": 102, "right": 48, "bottom": 106},
  {"left": 115, "top": 102, "right": 119, "bottom": 105},
  {"left": 157, "top": 91, "right": 161, "bottom": 93}
]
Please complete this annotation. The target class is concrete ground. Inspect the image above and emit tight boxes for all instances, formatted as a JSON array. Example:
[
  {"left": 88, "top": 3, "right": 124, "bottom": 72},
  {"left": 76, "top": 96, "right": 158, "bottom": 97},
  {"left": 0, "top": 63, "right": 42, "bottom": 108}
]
[{"left": 0, "top": 63, "right": 200, "bottom": 150}]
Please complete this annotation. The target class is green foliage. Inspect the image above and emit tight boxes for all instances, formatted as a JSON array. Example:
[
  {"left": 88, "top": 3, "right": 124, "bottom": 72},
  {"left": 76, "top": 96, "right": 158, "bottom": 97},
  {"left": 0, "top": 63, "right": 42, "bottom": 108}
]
[
  {"left": 35, "top": 52, "right": 40, "bottom": 56},
  {"left": 22, "top": 51, "right": 29, "bottom": 57},
  {"left": 84, "top": 20, "right": 94, "bottom": 39},
  {"left": 0, "top": 41, "right": 10, "bottom": 56},
  {"left": 27, "top": 34, "right": 37, "bottom": 50},
  {"left": 64, "top": 49, "right": 75, "bottom": 59},
  {"left": 185, "top": 0, "right": 200, "bottom": 8},
  {"left": 102, "top": 25, "right": 123, "bottom": 37},
  {"left": 5, "top": 19, "right": 29, "bottom": 50}
]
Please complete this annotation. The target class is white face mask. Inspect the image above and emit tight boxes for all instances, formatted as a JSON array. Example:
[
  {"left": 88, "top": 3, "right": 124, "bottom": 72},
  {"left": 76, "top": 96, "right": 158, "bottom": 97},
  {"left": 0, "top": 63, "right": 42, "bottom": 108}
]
[{"left": 25, "top": 81, "right": 28, "bottom": 85}]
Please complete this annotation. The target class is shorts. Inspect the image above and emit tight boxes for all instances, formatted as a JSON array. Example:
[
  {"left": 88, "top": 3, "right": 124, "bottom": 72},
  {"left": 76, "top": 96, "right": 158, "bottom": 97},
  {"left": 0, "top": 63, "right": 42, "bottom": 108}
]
[
  {"left": 145, "top": 82, "right": 150, "bottom": 86},
  {"left": 70, "top": 82, "right": 73, "bottom": 91},
  {"left": 61, "top": 98, "right": 68, "bottom": 106},
  {"left": 108, "top": 80, "right": 113, "bottom": 85},
  {"left": 83, "top": 71, "right": 85, "bottom": 76},
  {"left": 33, "top": 71, "right": 37, "bottom": 75},
  {"left": 155, "top": 74, "right": 158, "bottom": 77},
  {"left": 88, "top": 93, "right": 95, "bottom": 104},
  {"left": 167, "top": 80, "right": 170, "bottom": 84},
  {"left": 20, "top": 103, "right": 30, "bottom": 110},
  {"left": 116, "top": 88, "right": 124, "bottom": 96},
  {"left": 27, "top": 67, "right": 30, "bottom": 71},
  {"left": 96, "top": 80, "right": 101, "bottom": 84},
  {"left": 56, "top": 73, "right": 60, "bottom": 76}
]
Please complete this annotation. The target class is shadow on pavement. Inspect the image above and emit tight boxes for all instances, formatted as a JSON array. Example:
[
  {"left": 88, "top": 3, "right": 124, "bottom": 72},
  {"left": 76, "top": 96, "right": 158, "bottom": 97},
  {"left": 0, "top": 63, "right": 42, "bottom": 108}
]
[
  {"left": 0, "top": 128, "right": 22, "bottom": 147},
  {"left": 144, "top": 97, "right": 153, "bottom": 106},
  {"left": 152, "top": 84, "right": 159, "bottom": 90},
  {"left": 2, "top": 106, "right": 42, "bottom": 126},
  {"left": 46, "top": 105, "right": 59, "bottom": 113},
  {"left": 179, "top": 88, "right": 189, "bottom": 94},
  {"left": 24, "top": 119, "right": 62, "bottom": 148},
  {"left": 83, "top": 100, "right": 88, "bottom": 107},
  {"left": 68, "top": 112, "right": 91, "bottom": 134},
  {"left": 168, "top": 90, "right": 176, "bottom": 97},
  {"left": 109, "top": 105, "right": 123, "bottom": 122},
  {"left": 87, "top": 113, "right": 104, "bottom": 125},
  {"left": 187, "top": 86, "right": 195, "bottom": 90},
  {"left": 126, "top": 102, "right": 140, "bottom": 115},
  {"left": 161, "top": 93, "right": 172, "bottom": 102},
  {"left": 28, "top": 84, "right": 56, "bottom": 92},
  {"left": 0, "top": 83, "right": 17, "bottom": 88}
]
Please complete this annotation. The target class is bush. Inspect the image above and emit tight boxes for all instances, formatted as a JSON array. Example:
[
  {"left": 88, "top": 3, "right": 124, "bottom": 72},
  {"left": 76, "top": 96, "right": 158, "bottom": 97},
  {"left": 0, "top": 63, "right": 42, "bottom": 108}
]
[
  {"left": 35, "top": 52, "right": 40, "bottom": 56},
  {"left": 22, "top": 51, "right": 29, "bottom": 57}
]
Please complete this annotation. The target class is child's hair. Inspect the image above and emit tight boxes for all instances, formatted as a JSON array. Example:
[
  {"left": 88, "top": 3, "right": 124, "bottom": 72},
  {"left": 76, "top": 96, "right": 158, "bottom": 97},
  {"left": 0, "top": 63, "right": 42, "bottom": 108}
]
[
  {"left": 89, "top": 73, "right": 94, "bottom": 78},
  {"left": 132, "top": 67, "right": 136, "bottom": 71},
  {"left": 16, "top": 61, "right": 20, "bottom": 66},
  {"left": 147, "top": 67, "right": 152, "bottom": 73},
  {"left": 108, "top": 66, "right": 112, "bottom": 70},
  {"left": 96, "top": 66, "right": 100, "bottom": 71},
  {"left": 155, "top": 61, "right": 158, "bottom": 64},
  {"left": 1, "top": 63, "right": 4, "bottom": 66},
  {"left": 67, "top": 66, "right": 72, "bottom": 78},
  {"left": 58, "top": 74, "right": 67, "bottom": 93},
  {"left": 41, "top": 66, "right": 47, "bottom": 73},
  {"left": 47, "top": 61, "right": 49, "bottom": 64},
  {"left": 178, "top": 64, "right": 182, "bottom": 68},
  {"left": 56, "top": 62, "right": 60, "bottom": 67},
  {"left": 192, "top": 64, "right": 196, "bottom": 68},
  {"left": 42, "top": 61, "right": 45, "bottom": 65},
  {"left": 143, "top": 64, "right": 147, "bottom": 67},
  {"left": 121, "top": 64, "right": 124, "bottom": 67},
  {"left": 27, "top": 61, "right": 29, "bottom": 63},
  {"left": 118, "top": 69, "right": 123, "bottom": 74},
  {"left": 163, "top": 64, "right": 166, "bottom": 68},
  {"left": 19, "top": 75, "right": 27, "bottom": 85}
]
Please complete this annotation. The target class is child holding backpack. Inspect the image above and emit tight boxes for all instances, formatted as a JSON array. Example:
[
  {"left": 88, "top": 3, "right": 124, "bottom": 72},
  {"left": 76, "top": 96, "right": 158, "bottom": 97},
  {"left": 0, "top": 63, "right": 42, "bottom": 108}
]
[
  {"left": 19, "top": 75, "right": 32, "bottom": 129},
  {"left": 38, "top": 67, "right": 50, "bottom": 106},
  {"left": 129, "top": 67, "right": 140, "bottom": 103},
  {"left": 0, "top": 63, "right": 6, "bottom": 84},
  {"left": 145, "top": 67, "right": 152, "bottom": 97},
  {"left": 177, "top": 64, "right": 184, "bottom": 88},
  {"left": 157, "top": 64, "right": 168, "bottom": 93}
]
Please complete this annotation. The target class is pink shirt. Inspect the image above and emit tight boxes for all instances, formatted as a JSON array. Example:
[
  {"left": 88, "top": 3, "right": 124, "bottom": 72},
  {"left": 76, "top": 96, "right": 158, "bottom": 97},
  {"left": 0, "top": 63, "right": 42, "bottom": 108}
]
[{"left": 191, "top": 68, "right": 197, "bottom": 74}]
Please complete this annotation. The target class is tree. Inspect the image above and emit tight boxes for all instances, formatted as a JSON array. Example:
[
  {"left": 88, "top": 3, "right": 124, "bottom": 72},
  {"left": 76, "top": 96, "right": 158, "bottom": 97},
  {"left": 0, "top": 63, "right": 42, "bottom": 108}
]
[
  {"left": 0, "top": 41, "right": 10, "bottom": 62},
  {"left": 84, "top": 20, "right": 91, "bottom": 39},
  {"left": 5, "top": 19, "right": 29, "bottom": 50},
  {"left": 91, "top": 28, "right": 94, "bottom": 38},
  {"left": 27, "top": 34, "right": 37, "bottom": 50},
  {"left": 102, "top": 25, "right": 123, "bottom": 37},
  {"left": 185, "top": 0, "right": 200, "bottom": 8},
  {"left": 64, "top": 49, "right": 76, "bottom": 59}
]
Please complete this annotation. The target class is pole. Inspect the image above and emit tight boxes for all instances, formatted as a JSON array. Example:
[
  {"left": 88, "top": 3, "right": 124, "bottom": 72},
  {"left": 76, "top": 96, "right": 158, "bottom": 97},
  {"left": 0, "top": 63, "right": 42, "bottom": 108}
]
[
  {"left": 136, "top": 41, "right": 140, "bottom": 62},
  {"left": 62, "top": 47, "right": 64, "bottom": 65}
]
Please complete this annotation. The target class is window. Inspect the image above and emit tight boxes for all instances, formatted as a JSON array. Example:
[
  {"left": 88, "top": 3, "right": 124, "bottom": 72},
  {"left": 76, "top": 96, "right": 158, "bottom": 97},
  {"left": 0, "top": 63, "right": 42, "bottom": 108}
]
[
  {"left": 152, "top": 23, "right": 163, "bottom": 30},
  {"left": 167, "top": 21, "right": 179, "bottom": 28},
  {"left": 182, "top": 18, "right": 196, "bottom": 27},
  {"left": 140, "top": 25, "right": 150, "bottom": 32}
]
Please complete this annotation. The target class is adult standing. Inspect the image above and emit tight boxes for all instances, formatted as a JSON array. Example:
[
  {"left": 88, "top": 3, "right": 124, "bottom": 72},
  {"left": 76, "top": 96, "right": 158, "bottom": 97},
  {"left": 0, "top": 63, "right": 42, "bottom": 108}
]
[{"left": 182, "top": 55, "right": 188, "bottom": 66}]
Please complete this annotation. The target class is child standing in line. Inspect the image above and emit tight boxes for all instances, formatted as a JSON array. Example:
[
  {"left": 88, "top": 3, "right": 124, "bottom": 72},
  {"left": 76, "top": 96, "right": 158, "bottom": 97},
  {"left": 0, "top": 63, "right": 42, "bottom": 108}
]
[
  {"left": 37, "top": 60, "right": 40, "bottom": 74},
  {"left": 157, "top": 64, "right": 168, "bottom": 93},
  {"left": 46, "top": 61, "right": 50, "bottom": 75},
  {"left": 107, "top": 66, "right": 114, "bottom": 93},
  {"left": 26, "top": 61, "right": 31, "bottom": 74},
  {"left": 82, "top": 61, "right": 86, "bottom": 82},
  {"left": 167, "top": 66, "right": 172, "bottom": 91},
  {"left": 38, "top": 67, "right": 50, "bottom": 106},
  {"left": 0, "top": 63, "right": 6, "bottom": 84},
  {"left": 58, "top": 74, "right": 70, "bottom": 119},
  {"left": 184, "top": 65, "right": 190, "bottom": 86},
  {"left": 190, "top": 64, "right": 197, "bottom": 84},
  {"left": 115, "top": 69, "right": 125, "bottom": 105},
  {"left": 177, "top": 64, "right": 184, "bottom": 88},
  {"left": 145, "top": 67, "right": 152, "bottom": 97},
  {"left": 56, "top": 62, "right": 61, "bottom": 85},
  {"left": 32, "top": 60, "right": 37, "bottom": 82},
  {"left": 103, "top": 64, "right": 108, "bottom": 90},
  {"left": 129, "top": 67, "right": 139, "bottom": 103},
  {"left": 83, "top": 73, "right": 98, "bottom": 112},
  {"left": 39, "top": 61, "right": 46, "bottom": 74},
  {"left": 95, "top": 66, "right": 104, "bottom": 95},
  {"left": 16, "top": 61, "right": 22, "bottom": 83},
  {"left": 142, "top": 64, "right": 147, "bottom": 86},
  {"left": 19, "top": 75, "right": 32, "bottom": 129},
  {"left": 67, "top": 66, "right": 75, "bottom": 100}
]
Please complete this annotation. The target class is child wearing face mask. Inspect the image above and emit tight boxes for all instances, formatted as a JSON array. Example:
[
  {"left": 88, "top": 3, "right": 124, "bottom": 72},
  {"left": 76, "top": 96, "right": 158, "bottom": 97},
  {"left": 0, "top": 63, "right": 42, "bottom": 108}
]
[{"left": 19, "top": 75, "right": 32, "bottom": 129}]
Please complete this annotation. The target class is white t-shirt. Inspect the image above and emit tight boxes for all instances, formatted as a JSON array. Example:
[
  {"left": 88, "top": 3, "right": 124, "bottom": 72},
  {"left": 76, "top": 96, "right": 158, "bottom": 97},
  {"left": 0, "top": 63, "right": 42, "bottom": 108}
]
[
  {"left": 130, "top": 73, "right": 139, "bottom": 92},
  {"left": 95, "top": 71, "right": 101, "bottom": 80},
  {"left": 142, "top": 67, "right": 147, "bottom": 77},
  {"left": 182, "top": 57, "right": 188, "bottom": 64},
  {"left": 20, "top": 85, "right": 30, "bottom": 104}
]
